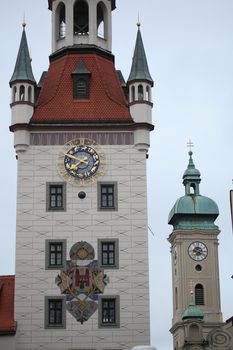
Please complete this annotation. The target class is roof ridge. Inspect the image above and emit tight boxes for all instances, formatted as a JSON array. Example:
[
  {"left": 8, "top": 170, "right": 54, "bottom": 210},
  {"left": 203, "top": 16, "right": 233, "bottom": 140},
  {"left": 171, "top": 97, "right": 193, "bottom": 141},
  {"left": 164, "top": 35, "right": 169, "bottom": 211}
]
[
  {"left": 95, "top": 55, "right": 127, "bottom": 108},
  {"left": 35, "top": 55, "right": 68, "bottom": 111}
]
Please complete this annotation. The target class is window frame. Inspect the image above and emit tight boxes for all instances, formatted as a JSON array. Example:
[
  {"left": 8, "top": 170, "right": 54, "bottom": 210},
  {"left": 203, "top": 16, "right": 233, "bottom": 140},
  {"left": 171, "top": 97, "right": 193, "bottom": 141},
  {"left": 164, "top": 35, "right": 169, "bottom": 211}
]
[
  {"left": 98, "top": 239, "right": 119, "bottom": 269},
  {"left": 98, "top": 295, "right": 120, "bottom": 328},
  {"left": 97, "top": 182, "right": 118, "bottom": 211},
  {"left": 195, "top": 283, "right": 205, "bottom": 305},
  {"left": 46, "top": 182, "right": 66, "bottom": 211},
  {"left": 45, "top": 239, "right": 66, "bottom": 270},
  {"left": 44, "top": 296, "right": 66, "bottom": 329}
]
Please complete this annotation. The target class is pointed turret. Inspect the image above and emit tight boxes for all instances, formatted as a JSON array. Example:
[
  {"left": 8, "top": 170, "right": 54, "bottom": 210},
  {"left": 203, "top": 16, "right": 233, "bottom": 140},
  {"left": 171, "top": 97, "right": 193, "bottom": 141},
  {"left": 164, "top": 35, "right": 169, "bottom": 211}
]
[
  {"left": 9, "top": 24, "right": 35, "bottom": 85},
  {"left": 10, "top": 23, "right": 36, "bottom": 152},
  {"left": 128, "top": 24, "right": 153, "bottom": 84},
  {"left": 128, "top": 23, "right": 154, "bottom": 152}
]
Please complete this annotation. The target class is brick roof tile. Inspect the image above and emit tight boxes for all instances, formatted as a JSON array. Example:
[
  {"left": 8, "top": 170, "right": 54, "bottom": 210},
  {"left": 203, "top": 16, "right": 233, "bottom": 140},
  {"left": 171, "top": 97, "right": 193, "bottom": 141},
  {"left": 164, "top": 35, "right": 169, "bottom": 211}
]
[
  {"left": 31, "top": 54, "right": 132, "bottom": 124},
  {"left": 0, "top": 275, "right": 16, "bottom": 335}
]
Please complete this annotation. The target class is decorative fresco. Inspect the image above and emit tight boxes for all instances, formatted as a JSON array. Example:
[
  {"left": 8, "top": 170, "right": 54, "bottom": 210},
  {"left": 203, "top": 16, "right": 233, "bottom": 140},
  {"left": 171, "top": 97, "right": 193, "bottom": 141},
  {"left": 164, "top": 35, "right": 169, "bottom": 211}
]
[{"left": 56, "top": 241, "right": 109, "bottom": 324}]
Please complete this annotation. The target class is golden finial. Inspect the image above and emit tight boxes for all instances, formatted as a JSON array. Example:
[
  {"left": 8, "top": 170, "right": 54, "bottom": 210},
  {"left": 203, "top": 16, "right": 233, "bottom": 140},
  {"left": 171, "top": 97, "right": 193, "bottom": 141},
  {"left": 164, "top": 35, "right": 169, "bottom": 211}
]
[
  {"left": 187, "top": 139, "right": 194, "bottom": 153},
  {"left": 137, "top": 13, "right": 141, "bottom": 28},
  {"left": 189, "top": 280, "right": 194, "bottom": 295},
  {"left": 22, "top": 13, "right": 26, "bottom": 28}
]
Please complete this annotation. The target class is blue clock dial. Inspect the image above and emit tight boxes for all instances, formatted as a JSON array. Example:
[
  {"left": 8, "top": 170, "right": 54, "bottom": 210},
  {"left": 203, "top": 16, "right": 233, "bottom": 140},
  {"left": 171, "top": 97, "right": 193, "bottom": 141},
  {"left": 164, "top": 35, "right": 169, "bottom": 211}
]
[{"left": 64, "top": 145, "right": 100, "bottom": 179}]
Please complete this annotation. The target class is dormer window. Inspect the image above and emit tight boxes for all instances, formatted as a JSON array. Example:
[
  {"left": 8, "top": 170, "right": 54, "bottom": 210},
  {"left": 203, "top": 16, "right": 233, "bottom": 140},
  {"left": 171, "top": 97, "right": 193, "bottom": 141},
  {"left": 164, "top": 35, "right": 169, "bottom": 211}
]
[{"left": 72, "top": 58, "right": 91, "bottom": 100}]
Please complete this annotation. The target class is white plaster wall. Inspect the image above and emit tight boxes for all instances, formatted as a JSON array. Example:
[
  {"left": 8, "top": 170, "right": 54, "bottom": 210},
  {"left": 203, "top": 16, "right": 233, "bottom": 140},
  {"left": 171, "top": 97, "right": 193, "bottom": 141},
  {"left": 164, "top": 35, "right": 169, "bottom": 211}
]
[
  {"left": 0, "top": 336, "right": 16, "bottom": 350},
  {"left": 15, "top": 139, "right": 150, "bottom": 350}
]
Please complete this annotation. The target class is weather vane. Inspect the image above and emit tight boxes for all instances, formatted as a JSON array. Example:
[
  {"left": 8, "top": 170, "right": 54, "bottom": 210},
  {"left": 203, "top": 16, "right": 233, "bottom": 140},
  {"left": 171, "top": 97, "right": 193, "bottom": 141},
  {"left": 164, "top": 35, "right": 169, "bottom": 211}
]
[{"left": 187, "top": 139, "right": 194, "bottom": 152}]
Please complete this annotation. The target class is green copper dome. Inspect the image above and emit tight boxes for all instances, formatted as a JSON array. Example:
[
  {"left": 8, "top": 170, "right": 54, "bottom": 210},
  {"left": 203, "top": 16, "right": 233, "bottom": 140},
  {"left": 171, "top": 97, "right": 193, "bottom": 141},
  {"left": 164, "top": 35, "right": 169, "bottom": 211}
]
[
  {"left": 182, "top": 298, "right": 204, "bottom": 320},
  {"left": 168, "top": 151, "right": 219, "bottom": 229}
]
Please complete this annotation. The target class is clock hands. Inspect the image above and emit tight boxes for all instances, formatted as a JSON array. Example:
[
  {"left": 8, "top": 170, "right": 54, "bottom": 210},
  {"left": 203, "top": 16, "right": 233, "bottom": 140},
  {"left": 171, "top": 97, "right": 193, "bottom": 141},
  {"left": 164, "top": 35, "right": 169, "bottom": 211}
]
[{"left": 64, "top": 153, "right": 89, "bottom": 165}]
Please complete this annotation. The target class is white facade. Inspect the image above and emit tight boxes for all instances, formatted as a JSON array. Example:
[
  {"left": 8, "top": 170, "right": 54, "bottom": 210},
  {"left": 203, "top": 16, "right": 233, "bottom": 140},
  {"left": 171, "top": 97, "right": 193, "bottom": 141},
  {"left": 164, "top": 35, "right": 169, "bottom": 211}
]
[{"left": 14, "top": 134, "right": 150, "bottom": 350}]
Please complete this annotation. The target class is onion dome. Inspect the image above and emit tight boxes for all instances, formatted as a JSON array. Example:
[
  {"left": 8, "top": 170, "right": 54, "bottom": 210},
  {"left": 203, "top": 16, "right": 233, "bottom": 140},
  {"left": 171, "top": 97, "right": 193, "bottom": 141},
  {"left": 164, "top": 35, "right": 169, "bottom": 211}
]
[
  {"left": 168, "top": 151, "right": 219, "bottom": 229},
  {"left": 182, "top": 293, "right": 204, "bottom": 321}
]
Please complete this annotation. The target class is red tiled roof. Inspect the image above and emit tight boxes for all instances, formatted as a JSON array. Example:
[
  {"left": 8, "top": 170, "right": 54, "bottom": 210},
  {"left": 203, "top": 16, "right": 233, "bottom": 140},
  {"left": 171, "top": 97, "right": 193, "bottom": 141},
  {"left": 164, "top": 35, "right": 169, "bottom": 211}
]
[
  {"left": 31, "top": 54, "right": 132, "bottom": 124},
  {"left": 0, "top": 275, "right": 16, "bottom": 335}
]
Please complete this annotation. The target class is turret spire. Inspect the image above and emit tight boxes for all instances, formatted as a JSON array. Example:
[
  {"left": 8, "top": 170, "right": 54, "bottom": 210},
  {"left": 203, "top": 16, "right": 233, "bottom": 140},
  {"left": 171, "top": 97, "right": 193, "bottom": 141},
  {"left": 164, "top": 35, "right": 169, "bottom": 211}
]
[
  {"left": 183, "top": 150, "right": 201, "bottom": 195},
  {"left": 9, "top": 24, "right": 35, "bottom": 85},
  {"left": 128, "top": 24, "right": 153, "bottom": 84}
]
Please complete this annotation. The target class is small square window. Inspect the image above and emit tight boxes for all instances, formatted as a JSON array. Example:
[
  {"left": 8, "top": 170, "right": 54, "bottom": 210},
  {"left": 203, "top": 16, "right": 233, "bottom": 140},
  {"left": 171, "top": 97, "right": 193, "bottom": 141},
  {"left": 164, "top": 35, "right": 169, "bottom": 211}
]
[
  {"left": 45, "top": 239, "right": 66, "bottom": 270},
  {"left": 98, "top": 239, "right": 119, "bottom": 269},
  {"left": 46, "top": 182, "right": 66, "bottom": 211},
  {"left": 98, "top": 296, "right": 120, "bottom": 328},
  {"left": 97, "top": 182, "right": 118, "bottom": 211},
  {"left": 45, "top": 296, "right": 66, "bottom": 329}
]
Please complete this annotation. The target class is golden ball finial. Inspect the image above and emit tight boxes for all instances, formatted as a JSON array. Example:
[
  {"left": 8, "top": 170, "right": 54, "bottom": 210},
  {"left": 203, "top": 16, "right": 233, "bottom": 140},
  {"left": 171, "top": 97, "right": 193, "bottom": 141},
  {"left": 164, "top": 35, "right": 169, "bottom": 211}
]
[
  {"left": 137, "top": 13, "right": 141, "bottom": 28},
  {"left": 22, "top": 21, "right": 26, "bottom": 28}
]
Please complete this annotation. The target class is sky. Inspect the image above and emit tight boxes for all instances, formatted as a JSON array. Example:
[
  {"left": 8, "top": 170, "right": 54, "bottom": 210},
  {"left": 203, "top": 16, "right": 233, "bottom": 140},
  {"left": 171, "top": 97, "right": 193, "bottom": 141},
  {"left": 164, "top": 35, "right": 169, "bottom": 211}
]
[{"left": 0, "top": 1, "right": 233, "bottom": 349}]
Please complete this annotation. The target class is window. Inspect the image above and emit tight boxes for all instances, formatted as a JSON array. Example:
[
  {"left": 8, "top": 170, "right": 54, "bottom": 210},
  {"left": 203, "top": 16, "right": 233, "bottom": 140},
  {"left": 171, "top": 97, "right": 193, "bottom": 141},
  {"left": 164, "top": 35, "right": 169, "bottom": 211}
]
[
  {"left": 97, "top": 2, "right": 106, "bottom": 38},
  {"left": 45, "top": 296, "right": 66, "bottom": 329},
  {"left": 131, "top": 85, "right": 135, "bottom": 102},
  {"left": 98, "top": 296, "right": 120, "bottom": 328},
  {"left": 46, "top": 182, "right": 66, "bottom": 211},
  {"left": 76, "top": 78, "right": 88, "bottom": 99},
  {"left": 45, "top": 239, "right": 66, "bottom": 269},
  {"left": 195, "top": 284, "right": 204, "bottom": 305},
  {"left": 98, "top": 182, "right": 118, "bottom": 210},
  {"left": 138, "top": 85, "right": 144, "bottom": 101},
  {"left": 98, "top": 239, "right": 119, "bottom": 269},
  {"left": 74, "top": 0, "right": 89, "bottom": 35},
  {"left": 13, "top": 86, "right": 17, "bottom": 102},
  {"left": 20, "top": 85, "right": 25, "bottom": 101}
]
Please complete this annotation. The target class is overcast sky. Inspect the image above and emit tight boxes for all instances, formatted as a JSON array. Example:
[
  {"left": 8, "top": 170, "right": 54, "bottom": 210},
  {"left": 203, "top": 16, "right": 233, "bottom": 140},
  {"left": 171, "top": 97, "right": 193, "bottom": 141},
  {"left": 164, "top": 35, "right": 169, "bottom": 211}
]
[{"left": 1, "top": 1, "right": 233, "bottom": 350}]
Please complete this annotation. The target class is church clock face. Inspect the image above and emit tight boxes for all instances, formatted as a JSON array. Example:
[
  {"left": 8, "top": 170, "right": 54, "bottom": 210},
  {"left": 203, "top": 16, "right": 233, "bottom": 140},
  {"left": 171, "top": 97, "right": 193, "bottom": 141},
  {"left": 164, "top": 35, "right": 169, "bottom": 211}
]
[
  {"left": 188, "top": 241, "right": 208, "bottom": 261},
  {"left": 58, "top": 138, "right": 106, "bottom": 186}
]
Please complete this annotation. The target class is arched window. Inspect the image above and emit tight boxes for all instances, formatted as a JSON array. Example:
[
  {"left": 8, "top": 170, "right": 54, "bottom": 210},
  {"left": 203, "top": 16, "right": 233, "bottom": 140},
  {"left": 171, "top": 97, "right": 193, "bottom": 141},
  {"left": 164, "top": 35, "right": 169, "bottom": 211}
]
[
  {"left": 20, "top": 85, "right": 25, "bottom": 101},
  {"left": 195, "top": 284, "right": 204, "bottom": 305},
  {"left": 138, "top": 85, "right": 144, "bottom": 101},
  {"left": 131, "top": 86, "right": 135, "bottom": 102},
  {"left": 74, "top": 0, "right": 89, "bottom": 35},
  {"left": 13, "top": 87, "right": 17, "bottom": 102},
  {"left": 28, "top": 86, "right": 32, "bottom": 103},
  {"left": 175, "top": 287, "right": 178, "bottom": 309},
  {"left": 57, "top": 2, "right": 66, "bottom": 39},
  {"left": 97, "top": 2, "right": 106, "bottom": 38},
  {"left": 146, "top": 85, "right": 150, "bottom": 101}
]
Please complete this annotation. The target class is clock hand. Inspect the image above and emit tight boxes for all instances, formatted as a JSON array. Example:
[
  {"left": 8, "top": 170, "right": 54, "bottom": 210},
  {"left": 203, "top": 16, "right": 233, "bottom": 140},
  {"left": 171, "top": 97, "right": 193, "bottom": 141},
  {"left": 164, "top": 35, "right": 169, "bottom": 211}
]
[{"left": 64, "top": 153, "right": 88, "bottom": 165}]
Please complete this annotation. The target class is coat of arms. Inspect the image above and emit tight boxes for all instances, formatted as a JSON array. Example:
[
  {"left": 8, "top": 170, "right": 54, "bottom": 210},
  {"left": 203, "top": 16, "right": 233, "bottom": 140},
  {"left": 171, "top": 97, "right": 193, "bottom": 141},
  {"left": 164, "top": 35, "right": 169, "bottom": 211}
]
[{"left": 56, "top": 241, "right": 109, "bottom": 324}]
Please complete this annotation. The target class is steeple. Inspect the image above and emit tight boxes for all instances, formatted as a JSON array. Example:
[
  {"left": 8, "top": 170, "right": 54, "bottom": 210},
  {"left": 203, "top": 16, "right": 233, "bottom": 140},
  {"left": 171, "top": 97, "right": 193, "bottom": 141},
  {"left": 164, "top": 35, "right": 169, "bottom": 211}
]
[
  {"left": 183, "top": 151, "right": 201, "bottom": 196},
  {"left": 168, "top": 151, "right": 219, "bottom": 229},
  {"left": 9, "top": 24, "right": 35, "bottom": 85},
  {"left": 9, "top": 24, "right": 36, "bottom": 153},
  {"left": 127, "top": 23, "right": 154, "bottom": 151},
  {"left": 128, "top": 24, "right": 153, "bottom": 84}
]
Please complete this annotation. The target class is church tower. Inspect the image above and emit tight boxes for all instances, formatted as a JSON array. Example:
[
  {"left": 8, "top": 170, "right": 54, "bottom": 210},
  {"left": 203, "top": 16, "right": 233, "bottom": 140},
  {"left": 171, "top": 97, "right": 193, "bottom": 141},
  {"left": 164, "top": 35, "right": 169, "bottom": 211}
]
[
  {"left": 168, "top": 151, "right": 233, "bottom": 350},
  {"left": 10, "top": 1, "right": 153, "bottom": 349}
]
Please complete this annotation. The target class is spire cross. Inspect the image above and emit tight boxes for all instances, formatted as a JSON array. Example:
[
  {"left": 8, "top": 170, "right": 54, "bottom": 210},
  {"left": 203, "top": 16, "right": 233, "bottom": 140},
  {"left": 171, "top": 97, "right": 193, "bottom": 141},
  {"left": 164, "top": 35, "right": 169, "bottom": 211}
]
[
  {"left": 137, "top": 13, "right": 141, "bottom": 28},
  {"left": 187, "top": 139, "right": 194, "bottom": 152},
  {"left": 189, "top": 280, "right": 194, "bottom": 295}
]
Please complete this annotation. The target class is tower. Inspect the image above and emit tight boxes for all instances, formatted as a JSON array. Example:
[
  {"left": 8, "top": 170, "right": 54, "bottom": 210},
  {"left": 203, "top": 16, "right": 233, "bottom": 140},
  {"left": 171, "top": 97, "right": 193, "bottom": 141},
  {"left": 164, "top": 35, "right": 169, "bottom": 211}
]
[
  {"left": 10, "top": 1, "right": 153, "bottom": 349},
  {"left": 168, "top": 151, "right": 233, "bottom": 350}
]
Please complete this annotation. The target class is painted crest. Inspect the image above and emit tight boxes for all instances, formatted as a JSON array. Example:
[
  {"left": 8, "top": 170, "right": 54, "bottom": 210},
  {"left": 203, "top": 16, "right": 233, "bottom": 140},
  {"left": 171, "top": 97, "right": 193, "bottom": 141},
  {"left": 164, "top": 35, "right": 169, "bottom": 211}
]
[{"left": 56, "top": 241, "right": 109, "bottom": 324}]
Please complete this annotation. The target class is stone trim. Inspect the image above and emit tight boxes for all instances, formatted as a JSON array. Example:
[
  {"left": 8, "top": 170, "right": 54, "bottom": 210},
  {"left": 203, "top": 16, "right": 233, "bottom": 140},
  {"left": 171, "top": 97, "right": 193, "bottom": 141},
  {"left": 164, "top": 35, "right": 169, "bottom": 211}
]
[
  {"left": 44, "top": 296, "right": 66, "bottom": 329},
  {"left": 97, "top": 182, "right": 118, "bottom": 211},
  {"left": 45, "top": 239, "right": 67, "bottom": 270},
  {"left": 46, "top": 182, "right": 66, "bottom": 212},
  {"left": 98, "top": 295, "right": 120, "bottom": 328},
  {"left": 98, "top": 238, "right": 119, "bottom": 269}
]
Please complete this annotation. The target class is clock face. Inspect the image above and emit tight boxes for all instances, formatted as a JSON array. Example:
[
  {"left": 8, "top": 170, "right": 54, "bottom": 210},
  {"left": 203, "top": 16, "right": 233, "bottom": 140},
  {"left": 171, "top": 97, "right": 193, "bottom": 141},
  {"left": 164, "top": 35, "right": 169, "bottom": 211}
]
[
  {"left": 58, "top": 138, "right": 106, "bottom": 186},
  {"left": 188, "top": 241, "right": 208, "bottom": 261}
]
